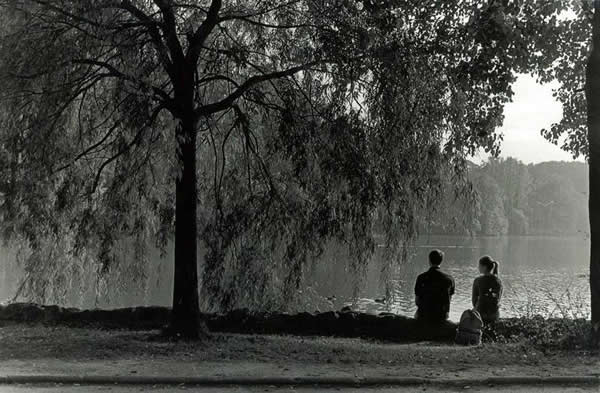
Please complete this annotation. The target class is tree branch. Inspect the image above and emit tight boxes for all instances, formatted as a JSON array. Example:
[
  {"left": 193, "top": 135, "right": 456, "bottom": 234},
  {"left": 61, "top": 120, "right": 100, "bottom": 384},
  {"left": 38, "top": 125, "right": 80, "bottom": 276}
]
[
  {"left": 194, "top": 61, "right": 321, "bottom": 118},
  {"left": 88, "top": 104, "right": 165, "bottom": 195},
  {"left": 153, "top": 0, "right": 185, "bottom": 66},
  {"left": 186, "top": 0, "right": 222, "bottom": 65},
  {"left": 53, "top": 121, "right": 122, "bottom": 174},
  {"left": 218, "top": 1, "right": 302, "bottom": 23},
  {"left": 72, "top": 58, "right": 174, "bottom": 107},
  {"left": 106, "top": 0, "right": 175, "bottom": 79},
  {"left": 196, "top": 74, "right": 240, "bottom": 88}
]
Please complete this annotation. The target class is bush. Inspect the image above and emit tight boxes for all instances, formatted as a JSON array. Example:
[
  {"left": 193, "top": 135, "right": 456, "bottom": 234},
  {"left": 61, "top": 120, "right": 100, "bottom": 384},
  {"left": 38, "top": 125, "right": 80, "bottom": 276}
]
[{"left": 485, "top": 316, "right": 597, "bottom": 350}]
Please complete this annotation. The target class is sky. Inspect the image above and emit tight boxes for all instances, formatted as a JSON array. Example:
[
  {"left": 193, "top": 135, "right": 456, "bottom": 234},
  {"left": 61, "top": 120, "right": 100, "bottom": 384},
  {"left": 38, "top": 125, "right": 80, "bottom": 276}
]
[{"left": 474, "top": 74, "right": 580, "bottom": 164}]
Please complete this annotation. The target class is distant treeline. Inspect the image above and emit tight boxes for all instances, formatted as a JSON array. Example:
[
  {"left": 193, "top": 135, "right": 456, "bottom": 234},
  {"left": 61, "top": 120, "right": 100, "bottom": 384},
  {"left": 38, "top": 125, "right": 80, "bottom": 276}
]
[{"left": 427, "top": 158, "right": 589, "bottom": 236}]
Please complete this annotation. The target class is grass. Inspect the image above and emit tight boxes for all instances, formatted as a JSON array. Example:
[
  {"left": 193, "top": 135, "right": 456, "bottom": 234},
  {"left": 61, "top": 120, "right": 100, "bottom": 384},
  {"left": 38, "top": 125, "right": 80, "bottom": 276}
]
[
  {"left": 0, "top": 322, "right": 597, "bottom": 380},
  {"left": 487, "top": 317, "right": 596, "bottom": 350}
]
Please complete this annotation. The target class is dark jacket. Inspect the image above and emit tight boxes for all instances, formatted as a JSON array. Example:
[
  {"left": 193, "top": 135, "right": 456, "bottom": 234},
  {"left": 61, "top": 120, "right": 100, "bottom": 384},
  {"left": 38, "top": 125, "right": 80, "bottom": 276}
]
[
  {"left": 414, "top": 266, "right": 455, "bottom": 323},
  {"left": 472, "top": 275, "right": 503, "bottom": 323}
]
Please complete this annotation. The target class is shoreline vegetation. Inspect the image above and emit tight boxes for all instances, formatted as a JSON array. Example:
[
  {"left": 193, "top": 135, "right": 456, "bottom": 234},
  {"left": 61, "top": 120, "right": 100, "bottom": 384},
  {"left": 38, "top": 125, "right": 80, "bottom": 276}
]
[
  {"left": 0, "top": 303, "right": 596, "bottom": 351},
  {"left": 428, "top": 160, "right": 589, "bottom": 237},
  {"left": 0, "top": 304, "right": 597, "bottom": 383}
]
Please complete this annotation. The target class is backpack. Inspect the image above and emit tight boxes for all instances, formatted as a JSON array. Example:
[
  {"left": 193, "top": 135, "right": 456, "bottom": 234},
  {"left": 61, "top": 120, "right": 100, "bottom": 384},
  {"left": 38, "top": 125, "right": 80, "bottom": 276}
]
[{"left": 455, "top": 309, "right": 483, "bottom": 346}]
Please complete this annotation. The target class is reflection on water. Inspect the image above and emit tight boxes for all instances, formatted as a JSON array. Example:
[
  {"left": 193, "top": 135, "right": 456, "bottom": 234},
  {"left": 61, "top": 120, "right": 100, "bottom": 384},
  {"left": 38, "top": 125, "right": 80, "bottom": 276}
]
[{"left": 306, "top": 235, "right": 591, "bottom": 322}]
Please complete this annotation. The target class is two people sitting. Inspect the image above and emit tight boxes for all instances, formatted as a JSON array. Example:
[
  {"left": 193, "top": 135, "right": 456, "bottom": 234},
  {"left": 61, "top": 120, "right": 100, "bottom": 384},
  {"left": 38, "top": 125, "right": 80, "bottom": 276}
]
[{"left": 414, "top": 249, "right": 503, "bottom": 325}]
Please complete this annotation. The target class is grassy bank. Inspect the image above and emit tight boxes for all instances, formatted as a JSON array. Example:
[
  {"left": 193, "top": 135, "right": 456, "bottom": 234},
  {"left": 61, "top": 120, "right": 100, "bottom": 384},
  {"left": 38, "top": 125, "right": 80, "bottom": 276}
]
[
  {"left": 0, "top": 323, "right": 597, "bottom": 380},
  {"left": 488, "top": 317, "right": 596, "bottom": 350},
  {"left": 0, "top": 303, "right": 598, "bottom": 349}
]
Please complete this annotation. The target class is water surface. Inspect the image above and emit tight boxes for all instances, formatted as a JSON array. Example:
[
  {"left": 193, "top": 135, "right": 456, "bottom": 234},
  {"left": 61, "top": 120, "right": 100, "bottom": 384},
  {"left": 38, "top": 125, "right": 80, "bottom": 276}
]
[
  {"left": 0, "top": 235, "right": 590, "bottom": 321},
  {"left": 307, "top": 235, "right": 591, "bottom": 321}
]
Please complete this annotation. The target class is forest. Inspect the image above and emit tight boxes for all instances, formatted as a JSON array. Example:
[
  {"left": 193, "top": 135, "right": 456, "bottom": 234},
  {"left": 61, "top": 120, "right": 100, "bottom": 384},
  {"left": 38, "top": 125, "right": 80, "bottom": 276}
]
[{"left": 429, "top": 158, "right": 589, "bottom": 237}]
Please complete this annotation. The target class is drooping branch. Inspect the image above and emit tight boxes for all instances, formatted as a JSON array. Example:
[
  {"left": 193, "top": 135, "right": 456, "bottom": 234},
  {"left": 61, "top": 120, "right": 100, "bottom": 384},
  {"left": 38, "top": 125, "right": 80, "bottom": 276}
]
[
  {"left": 106, "top": 0, "right": 175, "bottom": 79},
  {"left": 88, "top": 104, "right": 166, "bottom": 195},
  {"left": 72, "top": 58, "right": 174, "bottom": 107},
  {"left": 194, "top": 61, "right": 322, "bottom": 118},
  {"left": 53, "top": 121, "right": 122, "bottom": 174}
]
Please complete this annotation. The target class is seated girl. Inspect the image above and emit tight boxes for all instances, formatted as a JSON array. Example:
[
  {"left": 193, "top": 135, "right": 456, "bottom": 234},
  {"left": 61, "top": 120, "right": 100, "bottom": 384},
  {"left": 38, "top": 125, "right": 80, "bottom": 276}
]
[{"left": 472, "top": 256, "right": 503, "bottom": 324}]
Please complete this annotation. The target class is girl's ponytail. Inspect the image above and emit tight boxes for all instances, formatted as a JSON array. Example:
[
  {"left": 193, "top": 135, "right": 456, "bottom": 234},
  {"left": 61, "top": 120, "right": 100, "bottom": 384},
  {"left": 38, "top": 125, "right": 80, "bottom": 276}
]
[
  {"left": 479, "top": 256, "right": 499, "bottom": 275},
  {"left": 492, "top": 261, "right": 499, "bottom": 276}
]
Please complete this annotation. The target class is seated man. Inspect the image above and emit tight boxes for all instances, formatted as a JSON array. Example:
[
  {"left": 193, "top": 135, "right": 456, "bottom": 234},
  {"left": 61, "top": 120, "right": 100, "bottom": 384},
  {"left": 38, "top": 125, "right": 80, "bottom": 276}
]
[{"left": 414, "top": 249, "right": 455, "bottom": 323}]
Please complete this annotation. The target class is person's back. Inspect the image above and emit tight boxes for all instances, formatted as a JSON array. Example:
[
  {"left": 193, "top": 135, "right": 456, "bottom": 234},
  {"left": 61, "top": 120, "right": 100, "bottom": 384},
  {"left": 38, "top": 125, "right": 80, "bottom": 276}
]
[
  {"left": 472, "top": 256, "right": 503, "bottom": 324},
  {"left": 415, "top": 250, "right": 455, "bottom": 323}
]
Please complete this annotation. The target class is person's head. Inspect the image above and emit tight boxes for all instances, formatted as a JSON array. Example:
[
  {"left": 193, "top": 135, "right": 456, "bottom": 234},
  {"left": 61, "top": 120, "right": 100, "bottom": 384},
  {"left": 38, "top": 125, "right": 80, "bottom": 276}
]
[
  {"left": 479, "top": 255, "right": 499, "bottom": 275},
  {"left": 428, "top": 249, "right": 444, "bottom": 267}
]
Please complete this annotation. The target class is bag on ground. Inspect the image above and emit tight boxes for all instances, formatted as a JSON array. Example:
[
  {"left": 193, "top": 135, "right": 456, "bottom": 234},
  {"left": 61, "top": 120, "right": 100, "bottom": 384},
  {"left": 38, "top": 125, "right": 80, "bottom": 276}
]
[{"left": 455, "top": 309, "right": 483, "bottom": 346}]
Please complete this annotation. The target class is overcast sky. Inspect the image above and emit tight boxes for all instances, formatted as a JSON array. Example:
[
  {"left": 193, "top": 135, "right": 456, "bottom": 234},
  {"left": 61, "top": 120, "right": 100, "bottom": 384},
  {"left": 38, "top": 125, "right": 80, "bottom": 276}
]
[{"left": 474, "top": 74, "right": 580, "bottom": 164}]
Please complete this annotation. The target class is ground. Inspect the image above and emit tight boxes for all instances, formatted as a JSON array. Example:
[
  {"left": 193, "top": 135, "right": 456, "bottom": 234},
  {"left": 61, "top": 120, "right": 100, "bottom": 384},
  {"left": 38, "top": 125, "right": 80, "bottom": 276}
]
[
  {"left": 0, "top": 323, "right": 597, "bottom": 381},
  {"left": 0, "top": 385, "right": 598, "bottom": 392}
]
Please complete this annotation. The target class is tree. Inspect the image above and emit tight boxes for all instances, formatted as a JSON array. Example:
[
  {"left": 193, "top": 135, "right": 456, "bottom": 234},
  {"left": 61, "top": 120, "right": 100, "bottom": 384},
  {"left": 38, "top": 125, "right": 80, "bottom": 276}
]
[
  {"left": 480, "top": 158, "right": 531, "bottom": 234},
  {"left": 587, "top": 0, "right": 600, "bottom": 342},
  {"left": 472, "top": 174, "right": 509, "bottom": 236},
  {"left": 520, "top": 0, "right": 600, "bottom": 340},
  {"left": 0, "top": 1, "right": 559, "bottom": 336},
  {"left": 0, "top": 0, "right": 370, "bottom": 337}
]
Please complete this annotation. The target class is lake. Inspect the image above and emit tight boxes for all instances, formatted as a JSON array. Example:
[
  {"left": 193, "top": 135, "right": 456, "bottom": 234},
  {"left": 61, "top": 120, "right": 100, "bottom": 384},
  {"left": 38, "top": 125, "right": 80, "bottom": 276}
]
[
  {"left": 306, "top": 235, "right": 591, "bottom": 322},
  {"left": 0, "top": 235, "right": 591, "bottom": 322}
]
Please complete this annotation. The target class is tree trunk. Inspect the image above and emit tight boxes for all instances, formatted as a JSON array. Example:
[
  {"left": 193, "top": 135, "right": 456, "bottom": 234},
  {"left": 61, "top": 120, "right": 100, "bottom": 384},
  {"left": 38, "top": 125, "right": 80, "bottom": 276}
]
[
  {"left": 170, "top": 113, "right": 201, "bottom": 338},
  {"left": 587, "top": 0, "right": 600, "bottom": 344}
]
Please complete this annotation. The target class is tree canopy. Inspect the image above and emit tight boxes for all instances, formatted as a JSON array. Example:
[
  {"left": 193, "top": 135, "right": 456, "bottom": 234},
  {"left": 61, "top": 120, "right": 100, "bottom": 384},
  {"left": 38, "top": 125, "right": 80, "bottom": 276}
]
[
  {"left": 525, "top": 0, "right": 600, "bottom": 338},
  {"left": 0, "top": 1, "right": 567, "bottom": 322}
]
